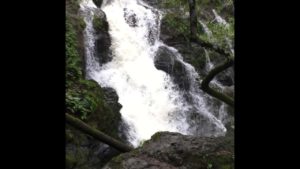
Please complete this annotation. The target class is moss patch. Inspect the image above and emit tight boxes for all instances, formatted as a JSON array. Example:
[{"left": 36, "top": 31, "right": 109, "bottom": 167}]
[
  {"left": 93, "top": 14, "right": 109, "bottom": 32},
  {"left": 162, "top": 13, "right": 189, "bottom": 41}
]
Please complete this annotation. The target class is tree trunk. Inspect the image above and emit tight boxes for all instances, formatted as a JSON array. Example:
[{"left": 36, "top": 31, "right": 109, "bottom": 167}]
[
  {"left": 201, "top": 58, "right": 234, "bottom": 107},
  {"left": 188, "top": 0, "right": 197, "bottom": 41},
  {"left": 186, "top": 1, "right": 234, "bottom": 107},
  {"left": 66, "top": 113, "right": 134, "bottom": 152}
]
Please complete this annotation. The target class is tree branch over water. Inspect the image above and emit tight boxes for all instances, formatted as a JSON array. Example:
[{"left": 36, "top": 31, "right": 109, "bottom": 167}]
[
  {"left": 200, "top": 58, "right": 234, "bottom": 107},
  {"left": 66, "top": 113, "right": 134, "bottom": 152}
]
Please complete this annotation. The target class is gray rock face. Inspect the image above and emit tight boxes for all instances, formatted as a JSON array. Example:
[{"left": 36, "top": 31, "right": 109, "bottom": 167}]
[
  {"left": 103, "top": 132, "right": 234, "bottom": 169},
  {"left": 154, "top": 46, "right": 175, "bottom": 72},
  {"left": 154, "top": 46, "right": 191, "bottom": 90},
  {"left": 103, "top": 87, "right": 123, "bottom": 114}
]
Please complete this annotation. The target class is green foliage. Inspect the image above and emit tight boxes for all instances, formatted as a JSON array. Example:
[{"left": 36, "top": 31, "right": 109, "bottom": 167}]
[
  {"left": 66, "top": 78, "right": 105, "bottom": 120},
  {"left": 198, "top": 17, "right": 234, "bottom": 52},
  {"left": 66, "top": 20, "right": 82, "bottom": 82},
  {"left": 160, "top": 0, "right": 234, "bottom": 52},
  {"left": 66, "top": 3, "right": 99, "bottom": 121},
  {"left": 161, "top": 0, "right": 188, "bottom": 9},
  {"left": 66, "top": 0, "right": 81, "bottom": 14},
  {"left": 66, "top": 90, "right": 91, "bottom": 120},
  {"left": 163, "top": 13, "right": 189, "bottom": 40}
]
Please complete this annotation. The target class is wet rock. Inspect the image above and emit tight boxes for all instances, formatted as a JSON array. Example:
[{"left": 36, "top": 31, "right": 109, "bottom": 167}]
[
  {"left": 102, "top": 87, "right": 122, "bottom": 114},
  {"left": 66, "top": 126, "right": 121, "bottom": 169},
  {"left": 92, "top": 0, "right": 102, "bottom": 8},
  {"left": 103, "top": 132, "right": 234, "bottom": 169},
  {"left": 124, "top": 8, "right": 138, "bottom": 27},
  {"left": 93, "top": 9, "right": 113, "bottom": 65},
  {"left": 223, "top": 85, "right": 234, "bottom": 98},
  {"left": 154, "top": 46, "right": 190, "bottom": 90},
  {"left": 215, "top": 67, "right": 234, "bottom": 86}
]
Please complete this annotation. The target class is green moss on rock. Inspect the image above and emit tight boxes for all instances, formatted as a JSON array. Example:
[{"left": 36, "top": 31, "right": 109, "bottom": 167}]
[
  {"left": 93, "top": 14, "right": 109, "bottom": 32},
  {"left": 66, "top": 153, "right": 77, "bottom": 169}
]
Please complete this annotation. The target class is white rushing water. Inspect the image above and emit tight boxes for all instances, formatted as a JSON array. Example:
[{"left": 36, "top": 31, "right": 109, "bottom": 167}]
[
  {"left": 80, "top": 0, "right": 227, "bottom": 147},
  {"left": 198, "top": 20, "right": 212, "bottom": 37}
]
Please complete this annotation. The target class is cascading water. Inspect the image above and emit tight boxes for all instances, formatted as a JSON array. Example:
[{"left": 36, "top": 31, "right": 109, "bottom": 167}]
[
  {"left": 80, "top": 0, "right": 101, "bottom": 77},
  {"left": 198, "top": 20, "right": 212, "bottom": 37},
  {"left": 80, "top": 0, "right": 227, "bottom": 147}
]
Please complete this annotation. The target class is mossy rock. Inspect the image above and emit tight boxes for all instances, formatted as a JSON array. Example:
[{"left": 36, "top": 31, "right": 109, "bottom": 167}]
[
  {"left": 66, "top": 153, "right": 77, "bottom": 169},
  {"left": 66, "top": 0, "right": 81, "bottom": 14},
  {"left": 93, "top": 14, "right": 108, "bottom": 32},
  {"left": 150, "top": 132, "right": 163, "bottom": 141},
  {"left": 104, "top": 132, "right": 234, "bottom": 169}
]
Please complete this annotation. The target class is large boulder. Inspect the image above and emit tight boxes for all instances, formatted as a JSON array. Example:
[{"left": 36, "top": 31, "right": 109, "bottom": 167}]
[
  {"left": 154, "top": 46, "right": 191, "bottom": 90},
  {"left": 103, "top": 132, "right": 234, "bottom": 169}
]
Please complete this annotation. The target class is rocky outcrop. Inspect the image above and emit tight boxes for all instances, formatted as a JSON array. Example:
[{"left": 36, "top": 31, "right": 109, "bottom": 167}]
[
  {"left": 66, "top": 83, "right": 124, "bottom": 169},
  {"left": 154, "top": 46, "right": 190, "bottom": 90},
  {"left": 103, "top": 132, "right": 234, "bottom": 169},
  {"left": 93, "top": 9, "right": 113, "bottom": 65}
]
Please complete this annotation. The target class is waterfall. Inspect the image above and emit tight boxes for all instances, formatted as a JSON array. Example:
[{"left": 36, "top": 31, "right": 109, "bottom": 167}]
[
  {"left": 80, "top": 0, "right": 101, "bottom": 78},
  {"left": 80, "top": 0, "right": 227, "bottom": 147}
]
